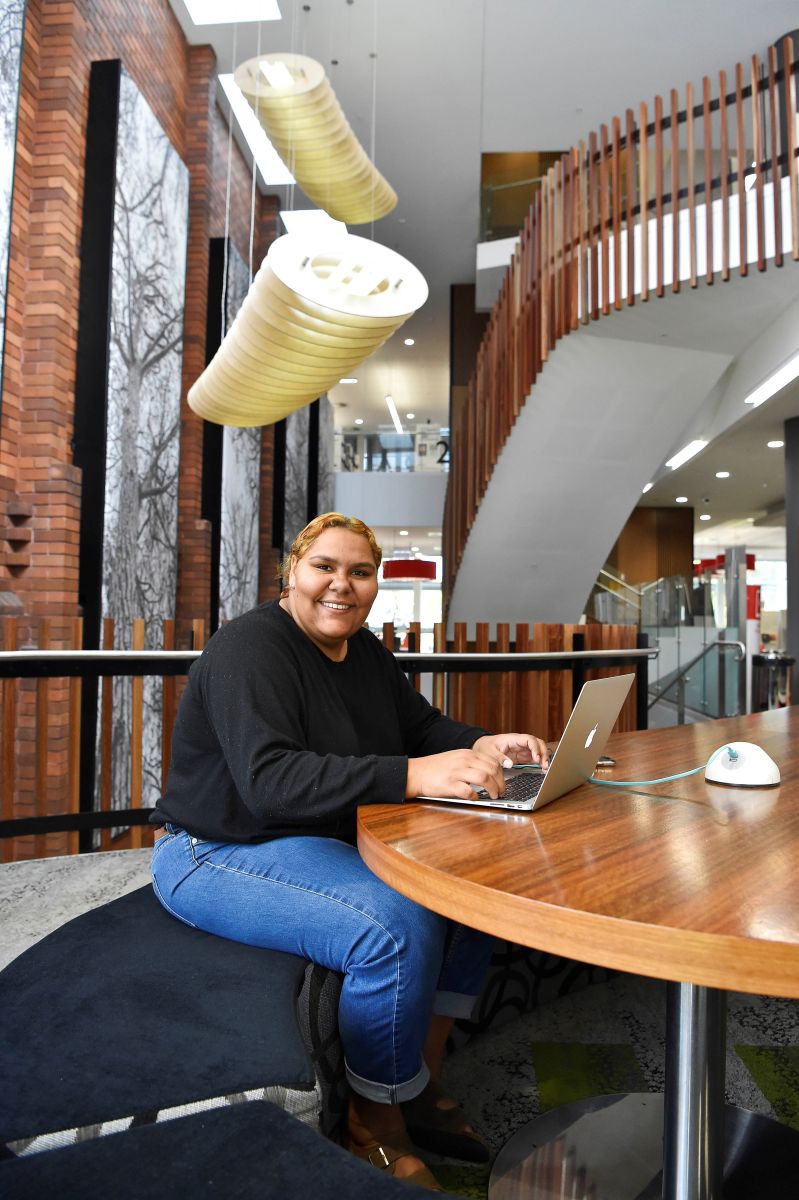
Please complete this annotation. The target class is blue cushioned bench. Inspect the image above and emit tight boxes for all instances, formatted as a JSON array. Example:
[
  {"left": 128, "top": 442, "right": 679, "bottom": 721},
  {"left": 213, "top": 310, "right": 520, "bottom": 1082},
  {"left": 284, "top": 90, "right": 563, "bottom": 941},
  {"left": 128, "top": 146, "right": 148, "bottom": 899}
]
[{"left": 0, "top": 860, "right": 467, "bottom": 1197}]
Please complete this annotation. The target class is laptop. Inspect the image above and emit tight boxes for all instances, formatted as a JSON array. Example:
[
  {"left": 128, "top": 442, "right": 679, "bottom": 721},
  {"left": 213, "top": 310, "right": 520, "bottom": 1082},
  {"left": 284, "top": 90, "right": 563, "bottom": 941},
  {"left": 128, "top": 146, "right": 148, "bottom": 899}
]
[{"left": 418, "top": 673, "right": 635, "bottom": 812}]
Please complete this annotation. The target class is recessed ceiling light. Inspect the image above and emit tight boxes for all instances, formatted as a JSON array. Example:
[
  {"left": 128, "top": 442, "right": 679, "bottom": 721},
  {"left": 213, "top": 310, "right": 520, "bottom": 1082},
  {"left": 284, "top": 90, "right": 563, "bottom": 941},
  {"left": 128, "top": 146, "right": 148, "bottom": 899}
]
[
  {"left": 767, "top": 440, "right": 784, "bottom": 449},
  {"left": 354, "top": 418, "right": 364, "bottom": 425},
  {"left": 339, "top": 377, "right": 358, "bottom": 384},
  {"left": 404, "top": 338, "right": 415, "bottom": 346},
  {"left": 666, "top": 440, "right": 708, "bottom": 469},
  {"left": 642, "top": 482, "right": 653, "bottom": 494},
  {"left": 715, "top": 471, "right": 730, "bottom": 478},
  {"left": 406, "top": 412, "right": 415, "bottom": 419},
  {"left": 399, "top": 529, "right": 409, "bottom": 536},
  {"left": 699, "top": 514, "right": 712, "bottom": 521},
  {"left": 675, "top": 496, "right": 688, "bottom": 503}
]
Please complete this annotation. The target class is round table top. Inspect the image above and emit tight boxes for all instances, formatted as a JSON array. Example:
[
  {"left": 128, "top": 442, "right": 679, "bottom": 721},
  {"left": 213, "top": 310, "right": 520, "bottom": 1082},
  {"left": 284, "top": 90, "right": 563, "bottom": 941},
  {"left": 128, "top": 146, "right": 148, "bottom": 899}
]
[{"left": 358, "top": 708, "right": 799, "bottom": 998}]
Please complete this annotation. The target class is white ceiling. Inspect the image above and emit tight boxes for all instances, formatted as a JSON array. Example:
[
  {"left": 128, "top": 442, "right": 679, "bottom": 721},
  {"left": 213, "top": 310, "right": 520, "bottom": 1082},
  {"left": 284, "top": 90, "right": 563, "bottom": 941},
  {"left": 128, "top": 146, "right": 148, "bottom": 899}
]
[{"left": 168, "top": 0, "right": 799, "bottom": 547}]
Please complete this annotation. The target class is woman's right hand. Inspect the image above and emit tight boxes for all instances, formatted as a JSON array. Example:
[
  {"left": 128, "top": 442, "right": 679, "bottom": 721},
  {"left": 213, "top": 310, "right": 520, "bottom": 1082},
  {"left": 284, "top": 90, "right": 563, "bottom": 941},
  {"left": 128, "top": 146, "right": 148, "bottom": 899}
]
[{"left": 405, "top": 749, "right": 506, "bottom": 801}]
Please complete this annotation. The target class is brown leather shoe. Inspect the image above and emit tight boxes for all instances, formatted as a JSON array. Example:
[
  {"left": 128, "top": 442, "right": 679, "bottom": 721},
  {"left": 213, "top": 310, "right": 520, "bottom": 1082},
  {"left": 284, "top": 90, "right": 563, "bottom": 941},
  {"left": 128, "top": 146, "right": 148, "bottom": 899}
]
[
  {"left": 345, "top": 1129, "right": 444, "bottom": 1191},
  {"left": 402, "top": 1080, "right": 490, "bottom": 1163}
]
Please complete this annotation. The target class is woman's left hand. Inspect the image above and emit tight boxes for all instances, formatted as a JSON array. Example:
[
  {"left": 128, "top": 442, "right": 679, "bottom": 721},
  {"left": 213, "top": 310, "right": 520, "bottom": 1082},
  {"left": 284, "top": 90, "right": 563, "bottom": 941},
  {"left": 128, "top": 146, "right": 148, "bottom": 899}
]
[{"left": 472, "top": 732, "right": 550, "bottom": 770}]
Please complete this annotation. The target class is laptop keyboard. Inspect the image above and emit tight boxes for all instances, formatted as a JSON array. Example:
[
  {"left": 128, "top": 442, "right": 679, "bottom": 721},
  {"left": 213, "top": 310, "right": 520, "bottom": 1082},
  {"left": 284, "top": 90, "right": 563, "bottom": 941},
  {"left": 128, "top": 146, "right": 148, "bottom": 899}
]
[{"left": 476, "top": 770, "right": 546, "bottom": 806}]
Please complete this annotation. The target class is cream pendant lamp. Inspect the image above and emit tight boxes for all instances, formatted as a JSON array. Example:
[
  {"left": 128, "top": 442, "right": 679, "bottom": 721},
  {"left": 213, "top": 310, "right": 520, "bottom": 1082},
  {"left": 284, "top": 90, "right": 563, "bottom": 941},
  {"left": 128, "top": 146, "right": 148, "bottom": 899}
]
[
  {"left": 233, "top": 52, "right": 397, "bottom": 225},
  {"left": 188, "top": 231, "right": 428, "bottom": 427}
]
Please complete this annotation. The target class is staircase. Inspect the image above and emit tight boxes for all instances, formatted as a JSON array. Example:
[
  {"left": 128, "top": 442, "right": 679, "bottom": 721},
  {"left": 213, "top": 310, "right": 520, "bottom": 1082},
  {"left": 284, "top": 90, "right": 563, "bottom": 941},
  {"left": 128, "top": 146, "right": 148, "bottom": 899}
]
[{"left": 445, "top": 41, "right": 799, "bottom": 627}]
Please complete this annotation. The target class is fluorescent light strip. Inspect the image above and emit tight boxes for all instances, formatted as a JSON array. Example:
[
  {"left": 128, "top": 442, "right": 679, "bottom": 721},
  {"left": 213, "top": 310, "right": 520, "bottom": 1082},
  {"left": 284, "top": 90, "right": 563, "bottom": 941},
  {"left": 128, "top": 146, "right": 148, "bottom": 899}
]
[
  {"left": 385, "top": 394, "right": 404, "bottom": 434},
  {"left": 185, "top": 1, "right": 281, "bottom": 24},
  {"left": 744, "top": 349, "right": 799, "bottom": 409},
  {"left": 218, "top": 74, "right": 295, "bottom": 186},
  {"left": 665, "top": 440, "right": 708, "bottom": 470}
]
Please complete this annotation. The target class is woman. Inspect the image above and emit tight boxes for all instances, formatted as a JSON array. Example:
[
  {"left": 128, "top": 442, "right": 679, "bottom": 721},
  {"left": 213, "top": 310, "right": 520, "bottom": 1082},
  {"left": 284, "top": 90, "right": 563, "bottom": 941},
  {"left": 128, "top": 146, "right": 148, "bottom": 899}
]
[{"left": 152, "top": 512, "right": 548, "bottom": 1191}]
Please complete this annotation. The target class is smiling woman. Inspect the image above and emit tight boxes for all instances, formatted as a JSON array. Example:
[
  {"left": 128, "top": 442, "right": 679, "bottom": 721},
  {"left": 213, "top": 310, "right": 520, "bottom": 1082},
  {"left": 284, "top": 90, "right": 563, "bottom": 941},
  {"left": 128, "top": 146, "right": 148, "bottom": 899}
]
[
  {"left": 149, "top": 510, "right": 548, "bottom": 1190},
  {"left": 279, "top": 513, "right": 381, "bottom": 662}
]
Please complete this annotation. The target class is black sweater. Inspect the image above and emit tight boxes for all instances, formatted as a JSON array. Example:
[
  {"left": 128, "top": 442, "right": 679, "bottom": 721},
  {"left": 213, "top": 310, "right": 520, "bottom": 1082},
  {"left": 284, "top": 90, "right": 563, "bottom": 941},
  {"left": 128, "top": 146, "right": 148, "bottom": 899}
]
[{"left": 153, "top": 601, "right": 487, "bottom": 844}]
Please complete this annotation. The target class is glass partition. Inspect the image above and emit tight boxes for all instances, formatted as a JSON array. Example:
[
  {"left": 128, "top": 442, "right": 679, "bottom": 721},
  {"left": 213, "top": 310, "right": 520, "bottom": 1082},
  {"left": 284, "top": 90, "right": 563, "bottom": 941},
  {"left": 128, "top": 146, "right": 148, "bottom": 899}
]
[{"left": 335, "top": 428, "right": 450, "bottom": 474}]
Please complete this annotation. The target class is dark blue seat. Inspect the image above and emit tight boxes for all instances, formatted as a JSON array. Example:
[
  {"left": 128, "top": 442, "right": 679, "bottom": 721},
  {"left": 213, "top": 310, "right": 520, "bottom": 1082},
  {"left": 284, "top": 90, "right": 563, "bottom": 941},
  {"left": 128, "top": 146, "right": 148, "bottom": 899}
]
[
  {"left": 0, "top": 885, "right": 315, "bottom": 1145},
  {"left": 0, "top": 1100, "right": 455, "bottom": 1199}
]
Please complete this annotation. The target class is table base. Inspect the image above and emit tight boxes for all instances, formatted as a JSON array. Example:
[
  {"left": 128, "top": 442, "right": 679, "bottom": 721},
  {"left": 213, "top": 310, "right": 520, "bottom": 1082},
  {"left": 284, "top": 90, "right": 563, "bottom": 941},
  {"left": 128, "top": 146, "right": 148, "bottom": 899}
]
[{"left": 488, "top": 1093, "right": 799, "bottom": 1200}]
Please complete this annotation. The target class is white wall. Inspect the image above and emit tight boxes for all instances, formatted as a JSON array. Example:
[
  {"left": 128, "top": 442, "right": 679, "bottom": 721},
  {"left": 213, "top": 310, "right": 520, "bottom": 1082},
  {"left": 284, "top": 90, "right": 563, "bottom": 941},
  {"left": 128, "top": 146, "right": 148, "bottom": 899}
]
[{"left": 334, "top": 470, "right": 447, "bottom": 528}]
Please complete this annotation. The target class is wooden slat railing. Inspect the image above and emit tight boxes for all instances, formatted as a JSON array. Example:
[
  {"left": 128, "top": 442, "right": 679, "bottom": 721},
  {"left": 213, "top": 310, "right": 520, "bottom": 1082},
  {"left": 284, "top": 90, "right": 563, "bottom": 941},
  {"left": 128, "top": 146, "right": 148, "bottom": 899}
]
[
  {"left": 0, "top": 616, "right": 207, "bottom": 862},
  {"left": 0, "top": 617, "right": 649, "bottom": 859},
  {"left": 445, "top": 38, "right": 799, "bottom": 611},
  {"left": 382, "top": 620, "right": 644, "bottom": 738}
]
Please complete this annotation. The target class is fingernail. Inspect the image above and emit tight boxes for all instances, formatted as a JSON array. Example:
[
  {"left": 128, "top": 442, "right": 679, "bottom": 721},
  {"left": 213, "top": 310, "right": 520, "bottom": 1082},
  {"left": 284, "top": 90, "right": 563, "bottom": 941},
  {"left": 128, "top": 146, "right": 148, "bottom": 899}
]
[{"left": 503, "top": 757, "right": 513, "bottom": 768}]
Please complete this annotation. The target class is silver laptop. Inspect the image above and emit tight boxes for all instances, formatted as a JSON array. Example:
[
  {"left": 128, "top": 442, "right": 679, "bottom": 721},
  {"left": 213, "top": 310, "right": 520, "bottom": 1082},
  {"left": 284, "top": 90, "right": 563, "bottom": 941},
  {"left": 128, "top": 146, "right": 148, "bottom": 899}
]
[{"left": 418, "top": 673, "right": 635, "bottom": 812}]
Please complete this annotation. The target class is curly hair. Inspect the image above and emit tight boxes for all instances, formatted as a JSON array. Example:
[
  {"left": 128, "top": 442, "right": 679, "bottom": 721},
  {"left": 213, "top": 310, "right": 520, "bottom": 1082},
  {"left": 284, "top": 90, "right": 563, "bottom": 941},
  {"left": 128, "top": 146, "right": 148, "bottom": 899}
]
[{"left": 279, "top": 512, "right": 382, "bottom": 597}]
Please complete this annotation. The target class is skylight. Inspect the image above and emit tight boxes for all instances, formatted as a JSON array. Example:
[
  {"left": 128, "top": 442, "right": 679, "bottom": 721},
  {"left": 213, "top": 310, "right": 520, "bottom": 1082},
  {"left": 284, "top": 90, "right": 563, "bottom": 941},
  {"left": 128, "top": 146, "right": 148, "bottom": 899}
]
[
  {"left": 218, "top": 74, "right": 294, "bottom": 185},
  {"left": 184, "top": 1, "right": 281, "bottom": 25}
]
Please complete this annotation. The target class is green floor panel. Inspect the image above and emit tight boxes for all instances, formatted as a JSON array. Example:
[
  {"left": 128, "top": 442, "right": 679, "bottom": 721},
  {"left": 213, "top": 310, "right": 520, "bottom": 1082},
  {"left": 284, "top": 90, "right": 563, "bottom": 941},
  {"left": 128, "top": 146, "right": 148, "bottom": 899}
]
[
  {"left": 435, "top": 1162, "right": 490, "bottom": 1198},
  {"left": 735, "top": 1045, "right": 799, "bottom": 1131},
  {"left": 531, "top": 1041, "right": 649, "bottom": 1112}
]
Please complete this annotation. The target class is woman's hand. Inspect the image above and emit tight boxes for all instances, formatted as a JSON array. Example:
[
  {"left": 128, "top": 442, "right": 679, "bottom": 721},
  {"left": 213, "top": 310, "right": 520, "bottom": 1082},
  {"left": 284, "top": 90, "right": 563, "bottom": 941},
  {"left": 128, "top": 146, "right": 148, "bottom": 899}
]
[
  {"left": 405, "top": 749, "right": 508, "bottom": 801},
  {"left": 471, "top": 732, "right": 550, "bottom": 770}
]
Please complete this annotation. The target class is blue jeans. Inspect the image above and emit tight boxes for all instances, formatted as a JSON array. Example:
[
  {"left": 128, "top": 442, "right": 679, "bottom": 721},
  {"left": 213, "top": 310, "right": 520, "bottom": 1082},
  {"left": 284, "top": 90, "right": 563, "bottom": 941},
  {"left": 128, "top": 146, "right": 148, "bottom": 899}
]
[{"left": 151, "top": 826, "right": 495, "bottom": 1104}]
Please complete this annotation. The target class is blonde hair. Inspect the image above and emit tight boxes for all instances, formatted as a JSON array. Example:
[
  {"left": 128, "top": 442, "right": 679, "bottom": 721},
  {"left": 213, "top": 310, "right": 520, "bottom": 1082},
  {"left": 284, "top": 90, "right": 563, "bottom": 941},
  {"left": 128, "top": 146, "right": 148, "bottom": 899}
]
[{"left": 279, "top": 513, "right": 382, "bottom": 597}]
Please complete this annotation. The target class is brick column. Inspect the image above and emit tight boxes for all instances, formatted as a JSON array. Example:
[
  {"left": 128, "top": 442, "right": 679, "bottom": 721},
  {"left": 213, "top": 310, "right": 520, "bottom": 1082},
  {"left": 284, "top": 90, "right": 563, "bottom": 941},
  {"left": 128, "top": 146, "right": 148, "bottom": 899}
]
[{"left": 175, "top": 44, "right": 217, "bottom": 643}]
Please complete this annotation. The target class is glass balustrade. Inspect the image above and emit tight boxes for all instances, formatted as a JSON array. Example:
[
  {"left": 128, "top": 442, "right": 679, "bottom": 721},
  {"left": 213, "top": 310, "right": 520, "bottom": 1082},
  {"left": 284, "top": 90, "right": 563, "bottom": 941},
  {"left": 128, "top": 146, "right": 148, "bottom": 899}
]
[
  {"left": 335, "top": 429, "right": 450, "bottom": 474},
  {"left": 587, "top": 570, "right": 746, "bottom": 724}
]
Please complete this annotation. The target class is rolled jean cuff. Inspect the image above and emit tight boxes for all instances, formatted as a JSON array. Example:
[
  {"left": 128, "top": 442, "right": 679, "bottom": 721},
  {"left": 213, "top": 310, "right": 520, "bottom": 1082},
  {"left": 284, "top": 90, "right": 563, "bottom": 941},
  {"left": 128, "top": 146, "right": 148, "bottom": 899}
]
[
  {"left": 432, "top": 990, "right": 479, "bottom": 1019},
  {"left": 345, "top": 1058, "right": 430, "bottom": 1105}
]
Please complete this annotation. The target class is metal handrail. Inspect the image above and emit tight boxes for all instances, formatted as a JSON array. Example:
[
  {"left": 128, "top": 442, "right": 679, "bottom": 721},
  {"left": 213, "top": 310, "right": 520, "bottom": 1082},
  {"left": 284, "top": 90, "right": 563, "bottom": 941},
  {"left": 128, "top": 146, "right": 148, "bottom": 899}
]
[
  {"left": 0, "top": 645, "right": 656, "bottom": 678},
  {"left": 598, "top": 568, "right": 643, "bottom": 601},
  {"left": 0, "top": 643, "right": 656, "bottom": 844},
  {"left": 648, "top": 639, "right": 745, "bottom": 721},
  {"left": 593, "top": 580, "right": 641, "bottom": 611}
]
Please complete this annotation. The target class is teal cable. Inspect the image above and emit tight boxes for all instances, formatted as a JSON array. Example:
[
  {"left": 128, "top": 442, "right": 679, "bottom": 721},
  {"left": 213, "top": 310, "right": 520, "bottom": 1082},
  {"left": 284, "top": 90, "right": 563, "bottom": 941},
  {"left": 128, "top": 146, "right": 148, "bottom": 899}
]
[{"left": 588, "top": 744, "right": 734, "bottom": 789}]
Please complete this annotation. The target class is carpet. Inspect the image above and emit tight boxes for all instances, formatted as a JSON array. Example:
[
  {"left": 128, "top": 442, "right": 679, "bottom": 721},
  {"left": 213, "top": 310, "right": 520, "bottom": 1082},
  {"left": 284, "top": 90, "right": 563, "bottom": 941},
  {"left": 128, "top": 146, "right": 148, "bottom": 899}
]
[{"left": 435, "top": 973, "right": 799, "bottom": 1198}]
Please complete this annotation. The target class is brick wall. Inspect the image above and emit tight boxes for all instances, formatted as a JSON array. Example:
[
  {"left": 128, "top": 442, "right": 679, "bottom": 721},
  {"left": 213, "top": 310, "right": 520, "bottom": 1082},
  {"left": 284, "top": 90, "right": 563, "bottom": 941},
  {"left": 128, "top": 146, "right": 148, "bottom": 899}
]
[{"left": 0, "top": 0, "right": 282, "bottom": 856}]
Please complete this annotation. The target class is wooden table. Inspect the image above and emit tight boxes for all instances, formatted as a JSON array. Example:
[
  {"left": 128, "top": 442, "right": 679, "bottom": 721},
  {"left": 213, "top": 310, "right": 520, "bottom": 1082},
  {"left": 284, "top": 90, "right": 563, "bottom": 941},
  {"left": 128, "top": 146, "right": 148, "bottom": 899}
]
[{"left": 358, "top": 709, "right": 799, "bottom": 1200}]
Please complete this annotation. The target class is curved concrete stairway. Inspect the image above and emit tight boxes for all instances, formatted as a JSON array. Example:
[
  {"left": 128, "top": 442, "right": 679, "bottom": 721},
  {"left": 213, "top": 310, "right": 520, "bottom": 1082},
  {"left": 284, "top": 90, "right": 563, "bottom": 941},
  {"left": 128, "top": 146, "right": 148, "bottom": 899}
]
[{"left": 449, "top": 179, "right": 799, "bottom": 626}]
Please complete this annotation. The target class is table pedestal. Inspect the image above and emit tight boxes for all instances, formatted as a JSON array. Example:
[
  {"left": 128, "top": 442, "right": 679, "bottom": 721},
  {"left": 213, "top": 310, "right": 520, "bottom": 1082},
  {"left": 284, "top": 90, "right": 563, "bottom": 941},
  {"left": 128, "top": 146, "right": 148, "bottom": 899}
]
[{"left": 488, "top": 984, "right": 799, "bottom": 1200}]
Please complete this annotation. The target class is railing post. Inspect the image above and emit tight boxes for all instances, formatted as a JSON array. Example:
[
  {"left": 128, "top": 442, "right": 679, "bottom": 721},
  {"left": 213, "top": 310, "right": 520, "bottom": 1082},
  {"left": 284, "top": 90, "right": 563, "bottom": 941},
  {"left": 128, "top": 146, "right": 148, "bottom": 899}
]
[
  {"left": 636, "top": 631, "right": 649, "bottom": 730},
  {"left": 677, "top": 675, "right": 686, "bottom": 726},
  {"left": 718, "top": 632, "right": 727, "bottom": 718},
  {"left": 571, "top": 631, "right": 585, "bottom": 707}
]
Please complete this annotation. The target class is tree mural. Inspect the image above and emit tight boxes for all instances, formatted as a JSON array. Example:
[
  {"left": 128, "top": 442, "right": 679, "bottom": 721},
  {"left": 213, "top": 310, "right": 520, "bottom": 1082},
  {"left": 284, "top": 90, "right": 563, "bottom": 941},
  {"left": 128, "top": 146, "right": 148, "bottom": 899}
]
[
  {"left": 283, "top": 404, "right": 310, "bottom": 558},
  {"left": 100, "top": 67, "right": 189, "bottom": 808},
  {"left": 0, "top": 0, "right": 26, "bottom": 398},
  {"left": 219, "top": 244, "right": 261, "bottom": 622},
  {"left": 317, "top": 394, "right": 335, "bottom": 513}
]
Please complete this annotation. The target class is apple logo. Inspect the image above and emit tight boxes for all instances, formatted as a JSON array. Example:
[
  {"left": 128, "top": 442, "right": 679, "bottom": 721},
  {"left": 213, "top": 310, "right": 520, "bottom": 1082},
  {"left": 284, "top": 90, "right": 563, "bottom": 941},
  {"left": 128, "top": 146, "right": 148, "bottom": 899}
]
[{"left": 584, "top": 724, "right": 598, "bottom": 750}]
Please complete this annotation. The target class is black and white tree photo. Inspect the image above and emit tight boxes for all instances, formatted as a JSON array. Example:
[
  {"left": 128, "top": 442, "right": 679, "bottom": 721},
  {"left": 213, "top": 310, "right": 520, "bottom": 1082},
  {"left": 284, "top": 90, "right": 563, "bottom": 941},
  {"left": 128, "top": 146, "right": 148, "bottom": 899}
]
[
  {"left": 100, "top": 66, "right": 189, "bottom": 808},
  {"left": 219, "top": 244, "right": 261, "bottom": 621}
]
